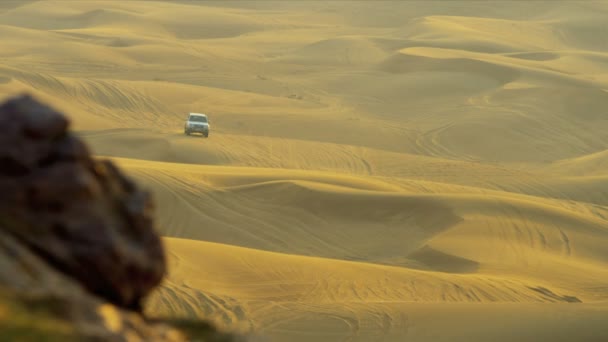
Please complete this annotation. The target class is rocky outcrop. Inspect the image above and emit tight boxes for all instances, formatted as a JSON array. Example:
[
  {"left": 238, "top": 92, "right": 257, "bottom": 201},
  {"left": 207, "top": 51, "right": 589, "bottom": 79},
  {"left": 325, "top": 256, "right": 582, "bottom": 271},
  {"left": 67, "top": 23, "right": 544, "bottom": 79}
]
[
  {"left": 0, "top": 94, "right": 238, "bottom": 341},
  {"left": 0, "top": 232, "right": 184, "bottom": 341}
]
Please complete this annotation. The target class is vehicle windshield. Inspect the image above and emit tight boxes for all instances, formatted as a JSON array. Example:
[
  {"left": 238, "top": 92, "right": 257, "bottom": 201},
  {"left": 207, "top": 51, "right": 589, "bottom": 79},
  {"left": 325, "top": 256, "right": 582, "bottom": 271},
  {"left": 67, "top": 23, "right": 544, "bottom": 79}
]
[{"left": 189, "top": 115, "right": 207, "bottom": 123}]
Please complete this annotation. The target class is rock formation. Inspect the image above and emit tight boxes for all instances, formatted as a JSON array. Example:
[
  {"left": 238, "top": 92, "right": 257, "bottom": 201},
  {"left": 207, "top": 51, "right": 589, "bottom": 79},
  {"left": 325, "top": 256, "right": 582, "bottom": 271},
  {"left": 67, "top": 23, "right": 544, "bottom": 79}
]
[{"left": 0, "top": 94, "right": 237, "bottom": 341}]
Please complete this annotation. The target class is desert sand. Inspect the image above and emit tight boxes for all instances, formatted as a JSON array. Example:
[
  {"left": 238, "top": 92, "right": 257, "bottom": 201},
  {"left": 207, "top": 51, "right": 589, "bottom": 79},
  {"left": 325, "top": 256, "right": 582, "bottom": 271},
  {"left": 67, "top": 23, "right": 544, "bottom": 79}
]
[{"left": 1, "top": 1, "right": 608, "bottom": 341}]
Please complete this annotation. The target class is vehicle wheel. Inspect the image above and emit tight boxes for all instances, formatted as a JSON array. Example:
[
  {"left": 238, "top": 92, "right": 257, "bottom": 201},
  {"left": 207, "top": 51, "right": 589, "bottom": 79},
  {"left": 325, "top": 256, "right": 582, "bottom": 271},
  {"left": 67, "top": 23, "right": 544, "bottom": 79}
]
[
  {"left": 203, "top": 132, "right": 209, "bottom": 138},
  {"left": 184, "top": 130, "right": 190, "bottom": 135}
]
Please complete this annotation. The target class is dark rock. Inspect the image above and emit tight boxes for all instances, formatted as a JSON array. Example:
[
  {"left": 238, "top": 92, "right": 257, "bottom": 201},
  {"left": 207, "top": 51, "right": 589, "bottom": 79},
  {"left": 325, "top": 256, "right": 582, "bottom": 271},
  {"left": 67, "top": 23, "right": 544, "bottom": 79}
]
[
  {"left": 0, "top": 232, "right": 185, "bottom": 341},
  {"left": 0, "top": 94, "right": 166, "bottom": 312},
  {"left": 0, "top": 94, "right": 241, "bottom": 341}
]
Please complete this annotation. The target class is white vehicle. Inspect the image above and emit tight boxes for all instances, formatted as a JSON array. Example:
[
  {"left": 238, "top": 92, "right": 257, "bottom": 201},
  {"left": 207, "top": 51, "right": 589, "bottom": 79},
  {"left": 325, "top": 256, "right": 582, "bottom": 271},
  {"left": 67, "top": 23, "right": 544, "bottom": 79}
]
[{"left": 184, "top": 113, "right": 210, "bottom": 137}]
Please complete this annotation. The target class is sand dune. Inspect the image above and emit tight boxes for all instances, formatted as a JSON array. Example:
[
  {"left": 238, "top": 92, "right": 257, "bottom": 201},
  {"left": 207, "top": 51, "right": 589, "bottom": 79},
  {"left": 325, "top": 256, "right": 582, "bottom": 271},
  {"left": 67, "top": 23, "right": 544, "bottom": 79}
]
[
  {"left": 550, "top": 150, "right": 608, "bottom": 176},
  {"left": 118, "top": 157, "right": 608, "bottom": 340},
  {"left": 114, "top": 158, "right": 608, "bottom": 264},
  {"left": 146, "top": 237, "right": 608, "bottom": 341},
  {"left": 2, "top": 1, "right": 608, "bottom": 341}
]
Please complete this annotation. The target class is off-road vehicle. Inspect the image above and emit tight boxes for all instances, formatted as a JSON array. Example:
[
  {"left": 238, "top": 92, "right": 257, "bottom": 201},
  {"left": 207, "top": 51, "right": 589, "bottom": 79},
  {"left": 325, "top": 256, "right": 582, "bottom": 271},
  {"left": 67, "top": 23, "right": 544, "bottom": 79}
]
[{"left": 184, "top": 113, "right": 209, "bottom": 137}]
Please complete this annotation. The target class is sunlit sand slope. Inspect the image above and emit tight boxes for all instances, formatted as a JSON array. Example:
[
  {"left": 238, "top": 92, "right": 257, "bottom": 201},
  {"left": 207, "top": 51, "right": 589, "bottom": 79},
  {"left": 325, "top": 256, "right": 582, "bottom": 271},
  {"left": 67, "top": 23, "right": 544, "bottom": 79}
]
[
  {"left": 124, "top": 159, "right": 608, "bottom": 341},
  {"left": 146, "top": 237, "right": 608, "bottom": 342},
  {"left": 115, "top": 159, "right": 608, "bottom": 271}
]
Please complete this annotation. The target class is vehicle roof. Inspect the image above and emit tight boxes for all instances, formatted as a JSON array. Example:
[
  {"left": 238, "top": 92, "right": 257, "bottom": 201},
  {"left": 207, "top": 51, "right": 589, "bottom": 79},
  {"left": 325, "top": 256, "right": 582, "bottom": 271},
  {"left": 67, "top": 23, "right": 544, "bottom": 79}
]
[{"left": 189, "top": 113, "right": 207, "bottom": 117}]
